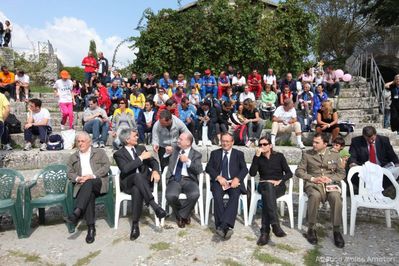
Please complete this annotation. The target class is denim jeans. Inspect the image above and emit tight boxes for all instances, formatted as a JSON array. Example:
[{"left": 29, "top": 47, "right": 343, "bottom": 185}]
[
  {"left": 83, "top": 119, "right": 109, "bottom": 143},
  {"left": 247, "top": 120, "right": 265, "bottom": 141}
]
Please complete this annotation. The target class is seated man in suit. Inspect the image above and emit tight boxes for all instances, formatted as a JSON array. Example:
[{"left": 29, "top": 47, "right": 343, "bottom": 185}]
[
  {"left": 113, "top": 128, "right": 166, "bottom": 240},
  {"left": 66, "top": 131, "right": 111, "bottom": 244},
  {"left": 165, "top": 132, "right": 203, "bottom": 228},
  {"left": 296, "top": 133, "right": 345, "bottom": 248},
  {"left": 206, "top": 132, "right": 248, "bottom": 239},
  {"left": 349, "top": 126, "right": 399, "bottom": 191}
]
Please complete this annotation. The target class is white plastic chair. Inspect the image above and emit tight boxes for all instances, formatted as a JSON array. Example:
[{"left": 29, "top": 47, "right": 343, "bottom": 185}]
[
  {"left": 204, "top": 172, "right": 249, "bottom": 226},
  {"left": 160, "top": 166, "right": 205, "bottom": 226},
  {"left": 248, "top": 165, "right": 296, "bottom": 228},
  {"left": 297, "top": 177, "right": 347, "bottom": 235},
  {"left": 111, "top": 166, "right": 160, "bottom": 229},
  {"left": 348, "top": 165, "right": 399, "bottom": 236}
]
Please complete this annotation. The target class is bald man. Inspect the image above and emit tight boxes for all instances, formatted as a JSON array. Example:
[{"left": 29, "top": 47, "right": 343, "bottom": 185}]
[{"left": 165, "top": 133, "right": 203, "bottom": 227}]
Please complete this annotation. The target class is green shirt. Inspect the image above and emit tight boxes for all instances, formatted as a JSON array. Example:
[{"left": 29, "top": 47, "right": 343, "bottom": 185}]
[{"left": 261, "top": 91, "right": 277, "bottom": 104}]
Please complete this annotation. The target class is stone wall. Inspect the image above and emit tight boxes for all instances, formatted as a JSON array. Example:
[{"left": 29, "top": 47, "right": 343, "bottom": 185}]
[{"left": 0, "top": 47, "right": 14, "bottom": 69}]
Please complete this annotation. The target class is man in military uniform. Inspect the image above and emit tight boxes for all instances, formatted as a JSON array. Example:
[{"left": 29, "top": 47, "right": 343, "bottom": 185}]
[{"left": 295, "top": 133, "right": 345, "bottom": 248}]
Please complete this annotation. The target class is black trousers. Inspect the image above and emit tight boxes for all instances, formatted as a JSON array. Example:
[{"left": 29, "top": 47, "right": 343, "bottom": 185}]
[
  {"left": 24, "top": 125, "right": 51, "bottom": 143},
  {"left": 158, "top": 146, "right": 171, "bottom": 172},
  {"left": 258, "top": 182, "right": 286, "bottom": 233},
  {"left": 166, "top": 178, "right": 199, "bottom": 219},
  {"left": 211, "top": 182, "right": 241, "bottom": 228},
  {"left": 390, "top": 100, "right": 399, "bottom": 132},
  {"left": 122, "top": 173, "right": 155, "bottom": 223},
  {"left": 75, "top": 178, "right": 102, "bottom": 225}
]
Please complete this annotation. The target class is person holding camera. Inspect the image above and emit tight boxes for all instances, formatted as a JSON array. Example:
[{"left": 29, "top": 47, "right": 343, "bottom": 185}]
[{"left": 83, "top": 96, "right": 109, "bottom": 148}]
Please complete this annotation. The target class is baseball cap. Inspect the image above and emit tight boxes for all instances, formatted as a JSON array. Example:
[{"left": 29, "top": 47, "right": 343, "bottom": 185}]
[
  {"left": 194, "top": 71, "right": 201, "bottom": 76},
  {"left": 204, "top": 69, "right": 211, "bottom": 75},
  {"left": 60, "top": 70, "right": 70, "bottom": 79}
]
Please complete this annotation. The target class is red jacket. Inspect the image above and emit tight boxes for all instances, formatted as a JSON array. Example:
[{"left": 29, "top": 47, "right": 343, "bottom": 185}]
[
  {"left": 82, "top": 56, "right": 98, "bottom": 73},
  {"left": 97, "top": 86, "right": 111, "bottom": 114},
  {"left": 156, "top": 105, "right": 179, "bottom": 120}
]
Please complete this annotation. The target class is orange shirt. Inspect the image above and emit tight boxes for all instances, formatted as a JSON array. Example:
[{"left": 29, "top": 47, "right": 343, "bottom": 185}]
[{"left": 0, "top": 71, "right": 15, "bottom": 84}]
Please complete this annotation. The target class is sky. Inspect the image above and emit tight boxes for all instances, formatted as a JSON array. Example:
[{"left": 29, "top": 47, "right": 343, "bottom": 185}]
[{"left": 0, "top": 0, "right": 193, "bottom": 68}]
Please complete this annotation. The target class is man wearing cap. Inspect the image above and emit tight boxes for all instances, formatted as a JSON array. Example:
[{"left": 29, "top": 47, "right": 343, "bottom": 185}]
[
  {"left": 81, "top": 51, "right": 98, "bottom": 82},
  {"left": 190, "top": 72, "right": 203, "bottom": 91},
  {"left": 54, "top": 70, "right": 74, "bottom": 130},
  {"left": 201, "top": 69, "right": 217, "bottom": 99}
]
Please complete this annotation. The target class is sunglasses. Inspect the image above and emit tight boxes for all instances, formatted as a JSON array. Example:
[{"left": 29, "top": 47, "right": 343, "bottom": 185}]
[
  {"left": 119, "top": 102, "right": 126, "bottom": 104},
  {"left": 258, "top": 143, "right": 269, "bottom": 147}
]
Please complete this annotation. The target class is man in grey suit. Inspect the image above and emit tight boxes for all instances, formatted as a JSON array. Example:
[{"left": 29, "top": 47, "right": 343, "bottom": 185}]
[
  {"left": 165, "top": 132, "right": 203, "bottom": 228},
  {"left": 66, "top": 132, "right": 110, "bottom": 244}
]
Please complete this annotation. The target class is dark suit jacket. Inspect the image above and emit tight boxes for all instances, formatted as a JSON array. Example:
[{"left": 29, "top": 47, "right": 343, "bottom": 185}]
[
  {"left": 197, "top": 107, "right": 218, "bottom": 124},
  {"left": 166, "top": 147, "right": 203, "bottom": 183},
  {"left": 206, "top": 148, "right": 248, "bottom": 193},
  {"left": 67, "top": 148, "right": 111, "bottom": 197},
  {"left": 113, "top": 145, "right": 160, "bottom": 192},
  {"left": 348, "top": 135, "right": 399, "bottom": 167}
]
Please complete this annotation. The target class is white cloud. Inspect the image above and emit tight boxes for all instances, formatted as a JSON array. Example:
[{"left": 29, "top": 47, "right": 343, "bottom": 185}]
[{"left": 0, "top": 11, "right": 135, "bottom": 68}]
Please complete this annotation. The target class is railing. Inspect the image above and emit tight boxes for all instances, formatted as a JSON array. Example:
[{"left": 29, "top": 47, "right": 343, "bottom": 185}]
[{"left": 347, "top": 52, "right": 386, "bottom": 115}]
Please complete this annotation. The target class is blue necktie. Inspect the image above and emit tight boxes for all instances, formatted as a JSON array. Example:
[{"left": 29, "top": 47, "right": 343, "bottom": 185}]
[
  {"left": 222, "top": 151, "right": 229, "bottom": 179},
  {"left": 174, "top": 150, "right": 185, "bottom": 182}
]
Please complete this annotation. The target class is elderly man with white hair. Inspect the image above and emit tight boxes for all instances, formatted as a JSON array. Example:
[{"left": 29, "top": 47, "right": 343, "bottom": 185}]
[{"left": 65, "top": 131, "right": 111, "bottom": 244}]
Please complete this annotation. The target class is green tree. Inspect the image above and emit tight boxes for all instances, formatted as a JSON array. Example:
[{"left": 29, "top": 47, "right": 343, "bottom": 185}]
[
  {"left": 63, "top": 66, "right": 85, "bottom": 82},
  {"left": 359, "top": 0, "right": 399, "bottom": 27},
  {"left": 130, "top": 0, "right": 316, "bottom": 77},
  {"left": 89, "top": 40, "right": 98, "bottom": 58}
]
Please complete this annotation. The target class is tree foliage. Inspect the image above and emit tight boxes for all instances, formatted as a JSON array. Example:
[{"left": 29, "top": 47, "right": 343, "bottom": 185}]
[
  {"left": 89, "top": 40, "right": 98, "bottom": 59},
  {"left": 63, "top": 66, "right": 85, "bottom": 82},
  {"left": 130, "top": 0, "right": 316, "bottom": 77},
  {"left": 303, "top": 0, "right": 381, "bottom": 67},
  {"left": 359, "top": 0, "right": 399, "bottom": 27}
]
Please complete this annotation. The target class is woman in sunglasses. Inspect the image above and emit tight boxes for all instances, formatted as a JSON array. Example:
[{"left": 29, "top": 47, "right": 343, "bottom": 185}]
[
  {"left": 111, "top": 98, "right": 136, "bottom": 150},
  {"left": 249, "top": 135, "right": 292, "bottom": 246}
]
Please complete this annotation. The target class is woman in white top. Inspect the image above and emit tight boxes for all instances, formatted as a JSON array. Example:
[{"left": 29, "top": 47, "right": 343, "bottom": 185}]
[
  {"left": 263, "top": 68, "right": 277, "bottom": 91},
  {"left": 232, "top": 71, "right": 246, "bottom": 94},
  {"left": 53, "top": 70, "right": 75, "bottom": 130}
]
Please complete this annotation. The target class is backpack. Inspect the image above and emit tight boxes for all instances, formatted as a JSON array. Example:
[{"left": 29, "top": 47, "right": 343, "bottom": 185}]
[
  {"left": 5, "top": 114, "right": 22, "bottom": 134},
  {"left": 47, "top": 134, "right": 64, "bottom": 150},
  {"left": 233, "top": 124, "right": 248, "bottom": 146}
]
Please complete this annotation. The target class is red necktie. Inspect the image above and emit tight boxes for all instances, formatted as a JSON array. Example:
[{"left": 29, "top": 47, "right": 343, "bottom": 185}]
[{"left": 369, "top": 143, "right": 377, "bottom": 164}]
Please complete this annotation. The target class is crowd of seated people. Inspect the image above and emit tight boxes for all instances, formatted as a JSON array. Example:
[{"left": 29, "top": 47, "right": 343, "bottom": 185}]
[{"left": 0, "top": 52, "right": 352, "bottom": 149}]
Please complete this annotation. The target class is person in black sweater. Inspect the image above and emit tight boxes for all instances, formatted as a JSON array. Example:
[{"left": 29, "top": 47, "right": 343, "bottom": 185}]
[{"left": 249, "top": 135, "right": 292, "bottom": 246}]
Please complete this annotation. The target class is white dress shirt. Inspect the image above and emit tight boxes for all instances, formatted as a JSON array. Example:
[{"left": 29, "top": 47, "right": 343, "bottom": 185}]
[
  {"left": 79, "top": 148, "right": 95, "bottom": 177},
  {"left": 125, "top": 145, "right": 141, "bottom": 173}
]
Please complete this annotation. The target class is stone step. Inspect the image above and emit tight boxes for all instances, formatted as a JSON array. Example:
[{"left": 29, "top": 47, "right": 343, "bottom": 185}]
[
  {"left": 14, "top": 112, "right": 84, "bottom": 127},
  {"left": 336, "top": 97, "right": 378, "bottom": 110},
  {"left": 338, "top": 89, "right": 370, "bottom": 98}
]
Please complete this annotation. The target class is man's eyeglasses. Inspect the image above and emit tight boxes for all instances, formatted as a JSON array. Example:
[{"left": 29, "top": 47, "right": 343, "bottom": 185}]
[
  {"left": 258, "top": 143, "right": 269, "bottom": 147},
  {"left": 119, "top": 102, "right": 126, "bottom": 105}
]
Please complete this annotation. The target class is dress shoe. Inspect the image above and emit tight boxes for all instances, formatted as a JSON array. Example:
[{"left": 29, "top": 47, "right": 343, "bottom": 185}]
[
  {"left": 64, "top": 213, "right": 78, "bottom": 227},
  {"left": 183, "top": 217, "right": 191, "bottom": 225},
  {"left": 176, "top": 218, "right": 185, "bottom": 228},
  {"left": 154, "top": 207, "right": 167, "bottom": 219},
  {"left": 215, "top": 227, "right": 225, "bottom": 238},
  {"left": 333, "top": 231, "right": 345, "bottom": 248},
  {"left": 272, "top": 224, "right": 287, "bottom": 237},
  {"left": 130, "top": 224, "right": 140, "bottom": 240},
  {"left": 306, "top": 228, "right": 318, "bottom": 245},
  {"left": 257, "top": 233, "right": 270, "bottom": 246},
  {"left": 224, "top": 228, "right": 233, "bottom": 240},
  {"left": 85, "top": 225, "right": 96, "bottom": 244}
]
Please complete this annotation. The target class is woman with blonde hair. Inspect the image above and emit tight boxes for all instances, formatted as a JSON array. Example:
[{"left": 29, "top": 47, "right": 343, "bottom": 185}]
[{"left": 315, "top": 100, "right": 340, "bottom": 140}]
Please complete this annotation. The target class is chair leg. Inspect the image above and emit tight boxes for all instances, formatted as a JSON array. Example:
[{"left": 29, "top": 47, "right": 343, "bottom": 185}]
[
  {"left": 198, "top": 199, "right": 205, "bottom": 226},
  {"left": 122, "top": 201, "right": 128, "bottom": 216},
  {"left": 279, "top": 201, "right": 285, "bottom": 217},
  {"left": 349, "top": 204, "right": 358, "bottom": 236},
  {"left": 248, "top": 196, "right": 257, "bottom": 225},
  {"left": 342, "top": 200, "right": 347, "bottom": 235},
  {"left": 385, "top": 209, "right": 391, "bottom": 228},
  {"left": 105, "top": 197, "right": 115, "bottom": 228},
  {"left": 24, "top": 206, "right": 33, "bottom": 237},
  {"left": 287, "top": 199, "right": 294, "bottom": 229},
  {"left": 205, "top": 197, "right": 212, "bottom": 226},
  {"left": 298, "top": 198, "right": 304, "bottom": 230},
  {"left": 10, "top": 206, "right": 24, "bottom": 238},
  {"left": 62, "top": 201, "right": 75, "bottom": 233},
  {"left": 241, "top": 197, "right": 248, "bottom": 226},
  {"left": 114, "top": 199, "right": 121, "bottom": 229}
]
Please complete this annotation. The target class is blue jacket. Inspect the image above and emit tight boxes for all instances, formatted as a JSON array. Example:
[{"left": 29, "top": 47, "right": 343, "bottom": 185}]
[
  {"left": 178, "top": 104, "right": 197, "bottom": 125},
  {"left": 201, "top": 75, "right": 217, "bottom": 90},
  {"left": 190, "top": 77, "right": 203, "bottom": 89},
  {"left": 108, "top": 87, "right": 123, "bottom": 99},
  {"left": 159, "top": 78, "right": 173, "bottom": 90}
]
